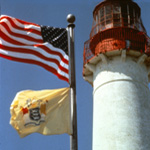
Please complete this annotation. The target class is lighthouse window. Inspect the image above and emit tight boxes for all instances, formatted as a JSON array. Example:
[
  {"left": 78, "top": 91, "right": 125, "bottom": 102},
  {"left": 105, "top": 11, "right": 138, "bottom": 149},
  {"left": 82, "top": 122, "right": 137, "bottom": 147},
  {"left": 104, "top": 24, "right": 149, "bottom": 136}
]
[
  {"left": 113, "top": 14, "right": 121, "bottom": 27},
  {"left": 106, "top": 5, "right": 111, "bottom": 15},
  {"left": 96, "top": 15, "right": 98, "bottom": 24},
  {"left": 129, "top": 5, "right": 134, "bottom": 25},
  {"left": 121, "top": 4, "right": 128, "bottom": 26},
  {"left": 99, "top": 7, "right": 105, "bottom": 30},
  {"left": 135, "top": 14, "right": 140, "bottom": 30},
  {"left": 105, "top": 5, "right": 113, "bottom": 28},
  {"left": 113, "top": 4, "right": 121, "bottom": 13},
  {"left": 106, "top": 14, "right": 112, "bottom": 20},
  {"left": 100, "top": 7, "right": 104, "bottom": 19},
  {"left": 113, "top": 4, "right": 121, "bottom": 27}
]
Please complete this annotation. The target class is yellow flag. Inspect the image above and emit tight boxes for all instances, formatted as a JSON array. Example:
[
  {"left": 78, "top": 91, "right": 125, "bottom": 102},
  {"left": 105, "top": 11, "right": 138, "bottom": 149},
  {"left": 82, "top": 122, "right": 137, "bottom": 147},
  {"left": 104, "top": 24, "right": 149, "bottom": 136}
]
[{"left": 10, "top": 87, "right": 72, "bottom": 138}]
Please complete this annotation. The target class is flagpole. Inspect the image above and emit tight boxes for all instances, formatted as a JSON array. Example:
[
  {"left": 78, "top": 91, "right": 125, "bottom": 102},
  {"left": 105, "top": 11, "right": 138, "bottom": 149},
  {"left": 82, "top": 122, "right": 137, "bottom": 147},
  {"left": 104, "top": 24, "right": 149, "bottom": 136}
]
[{"left": 67, "top": 14, "right": 78, "bottom": 150}]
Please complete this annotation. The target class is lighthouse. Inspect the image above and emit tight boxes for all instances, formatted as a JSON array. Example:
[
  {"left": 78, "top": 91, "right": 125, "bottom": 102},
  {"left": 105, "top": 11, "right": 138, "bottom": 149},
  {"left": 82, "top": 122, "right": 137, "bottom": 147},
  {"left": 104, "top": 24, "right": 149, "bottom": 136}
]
[{"left": 83, "top": 0, "right": 150, "bottom": 150}]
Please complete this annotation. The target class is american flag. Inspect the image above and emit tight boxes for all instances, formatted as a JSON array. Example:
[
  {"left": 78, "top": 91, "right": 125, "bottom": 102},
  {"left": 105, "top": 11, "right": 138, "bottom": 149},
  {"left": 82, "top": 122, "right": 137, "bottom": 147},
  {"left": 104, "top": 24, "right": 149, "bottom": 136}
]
[{"left": 0, "top": 15, "right": 69, "bottom": 82}]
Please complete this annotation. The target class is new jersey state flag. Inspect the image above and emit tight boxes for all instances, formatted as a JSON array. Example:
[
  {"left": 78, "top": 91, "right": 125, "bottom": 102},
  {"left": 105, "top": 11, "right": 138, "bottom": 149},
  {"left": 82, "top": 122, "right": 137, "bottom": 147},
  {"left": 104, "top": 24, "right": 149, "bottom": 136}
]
[{"left": 10, "top": 87, "right": 72, "bottom": 138}]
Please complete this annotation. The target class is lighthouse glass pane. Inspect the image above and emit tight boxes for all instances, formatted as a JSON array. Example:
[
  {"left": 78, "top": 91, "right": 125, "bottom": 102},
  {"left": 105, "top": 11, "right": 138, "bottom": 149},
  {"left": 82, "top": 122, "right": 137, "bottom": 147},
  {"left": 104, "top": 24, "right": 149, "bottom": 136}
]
[
  {"left": 138, "top": 19, "right": 143, "bottom": 31},
  {"left": 100, "top": 7, "right": 104, "bottom": 19},
  {"left": 106, "top": 15, "right": 112, "bottom": 28},
  {"left": 106, "top": 20, "right": 112, "bottom": 28},
  {"left": 96, "top": 15, "right": 100, "bottom": 33},
  {"left": 113, "top": 14, "right": 121, "bottom": 27},
  {"left": 105, "top": 5, "right": 113, "bottom": 29},
  {"left": 106, "top": 14, "right": 112, "bottom": 20},
  {"left": 121, "top": 5, "right": 128, "bottom": 26},
  {"left": 96, "top": 15, "right": 98, "bottom": 23},
  {"left": 106, "top": 5, "right": 111, "bottom": 15},
  {"left": 99, "top": 7, "right": 105, "bottom": 31},
  {"left": 113, "top": 4, "right": 121, "bottom": 27},
  {"left": 100, "top": 17, "right": 104, "bottom": 23},
  {"left": 129, "top": 5, "right": 134, "bottom": 25},
  {"left": 101, "top": 22, "right": 105, "bottom": 30},
  {"left": 113, "top": 4, "right": 121, "bottom": 13},
  {"left": 135, "top": 14, "right": 140, "bottom": 30}
]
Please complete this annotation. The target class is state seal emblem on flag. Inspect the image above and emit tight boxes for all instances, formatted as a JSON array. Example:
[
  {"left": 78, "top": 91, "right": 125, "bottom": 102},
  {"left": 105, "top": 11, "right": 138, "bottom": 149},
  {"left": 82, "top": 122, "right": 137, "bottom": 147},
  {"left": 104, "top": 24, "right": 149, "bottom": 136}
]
[
  {"left": 10, "top": 88, "right": 72, "bottom": 137},
  {"left": 21, "top": 99, "right": 48, "bottom": 126}
]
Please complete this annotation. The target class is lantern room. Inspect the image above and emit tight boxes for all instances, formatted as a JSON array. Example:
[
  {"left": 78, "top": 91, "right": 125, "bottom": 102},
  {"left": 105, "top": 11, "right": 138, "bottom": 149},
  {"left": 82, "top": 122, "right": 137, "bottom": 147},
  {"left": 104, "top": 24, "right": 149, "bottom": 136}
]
[
  {"left": 91, "top": 0, "right": 146, "bottom": 36},
  {"left": 83, "top": 0, "right": 150, "bottom": 68}
]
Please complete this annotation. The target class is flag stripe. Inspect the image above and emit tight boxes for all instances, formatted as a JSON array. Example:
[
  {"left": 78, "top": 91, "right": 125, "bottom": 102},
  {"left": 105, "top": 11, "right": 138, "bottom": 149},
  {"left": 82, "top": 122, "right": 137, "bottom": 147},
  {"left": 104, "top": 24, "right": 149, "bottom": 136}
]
[
  {"left": 0, "top": 44, "right": 69, "bottom": 73},
  {"left": 1, "top": 38, "right": 68, "bottom": 64},
  {"left": 1, "top": 21, "right": 43, "bottom": 43},
  {"left": 0, "top": 53, "right": 69, "bottom": 82},
  {"left": 1, "top": 22, "right": 42, "bottom": 46},
  {"left": 1, "top": 44, "right": 61, "bottom": 65},
  {"left": 0, "top": 15, "right": 68, "bottom": 61},
  {"left": 0, "top": 16, "right": 41, "bottom": 35},
  {"left": 16, "top": 17, "right": 40, "bottom": 27},
  {"left": 1, "top": 28, "right": 30, "bottom": 46},
  {"left": 0, "top": 17, "right": 42, "bottom": 39},
  {"left": 0, "top": 39, "right": 69, "bottom": 68},
  {"left": 0, "top": 15, "right": 69, "bottom": 82}
]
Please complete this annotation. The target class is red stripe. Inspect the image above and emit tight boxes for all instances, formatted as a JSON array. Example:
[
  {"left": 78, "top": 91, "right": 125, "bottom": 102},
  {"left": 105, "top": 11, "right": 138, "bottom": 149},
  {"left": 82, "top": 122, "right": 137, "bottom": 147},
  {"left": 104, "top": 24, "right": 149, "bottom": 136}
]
[
  {"left": 1, "top": 22, "right": 43, "bottom": 43},
  {"left": 0, "top": 44, "right": 59, "bottom": 64},
  {"left": 1, "top": 30, "right": 27, "bottom": 46},
  {"left": 0, "top": 32, "right": 69, "bottom": 73},
  {"left": 0, "top": 44, "right": 69, "bottom": 74},
  {"left": 1, "top": 16, "right": 68, "bottom": 63},
  {"left": 0, "top": 15, "right": 69, "bottom": 82},
  {"left": 1, "top": 28, "right": 68, "bottom": 66},
  {"left": 58, "top": 64, "right": 69, "bottom": 74},
  {"left": 1, "top": 23, "right": 68, "bottom": 64},
  {"left": 16, "top": 18, "right": 40, "bottom": 27},
  {"left": 36, "top": 44, "right": 69, "bottom": 65},
  {"left": 1, "top": 16, "right": 41, "bottom": 36},
  {"left": 0, "top": 54, "right": 69, "bottom": 82},
  {"left": 61, "top": 57, "right": 69, "bottom": 65},
  {"left": 33, "top": 44, "right": 69, "bottom": 67}
]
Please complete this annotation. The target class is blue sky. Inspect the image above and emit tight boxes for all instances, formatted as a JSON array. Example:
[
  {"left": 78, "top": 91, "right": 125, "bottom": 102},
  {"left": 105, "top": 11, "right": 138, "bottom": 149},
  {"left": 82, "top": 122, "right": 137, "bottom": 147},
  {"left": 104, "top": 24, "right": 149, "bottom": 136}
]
[{"left": 0, "top": 0, "right": 150, "bottom": 150}]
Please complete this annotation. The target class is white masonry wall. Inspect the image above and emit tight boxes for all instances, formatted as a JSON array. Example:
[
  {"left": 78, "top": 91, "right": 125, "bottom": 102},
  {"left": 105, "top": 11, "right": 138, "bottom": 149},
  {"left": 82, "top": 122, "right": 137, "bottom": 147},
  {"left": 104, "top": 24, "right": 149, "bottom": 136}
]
[{"left": 92, "top": 54, "right": 150, "bottom": 150}]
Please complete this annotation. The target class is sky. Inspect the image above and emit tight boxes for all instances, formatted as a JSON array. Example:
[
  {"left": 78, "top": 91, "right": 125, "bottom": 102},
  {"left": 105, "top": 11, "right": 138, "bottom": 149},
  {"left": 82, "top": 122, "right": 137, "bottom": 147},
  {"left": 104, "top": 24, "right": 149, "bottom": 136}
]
[{"left": 0, "top": 0, "right": 150, "bottom": 150}]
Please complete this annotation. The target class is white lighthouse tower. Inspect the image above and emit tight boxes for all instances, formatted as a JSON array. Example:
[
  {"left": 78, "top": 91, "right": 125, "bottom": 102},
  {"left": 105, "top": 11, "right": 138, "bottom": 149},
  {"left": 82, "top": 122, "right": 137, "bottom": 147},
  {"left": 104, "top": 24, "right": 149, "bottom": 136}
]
[{"left": 83, "top": 0, "right": 150, "bottom": 150}]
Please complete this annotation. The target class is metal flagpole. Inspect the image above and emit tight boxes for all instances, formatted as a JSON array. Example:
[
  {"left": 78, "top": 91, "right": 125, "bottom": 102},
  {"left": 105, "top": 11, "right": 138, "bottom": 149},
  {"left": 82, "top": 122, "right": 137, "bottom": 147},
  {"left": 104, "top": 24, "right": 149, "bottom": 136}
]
[{"left": 67, "top": 14, "right": 78, "bottom": 150}]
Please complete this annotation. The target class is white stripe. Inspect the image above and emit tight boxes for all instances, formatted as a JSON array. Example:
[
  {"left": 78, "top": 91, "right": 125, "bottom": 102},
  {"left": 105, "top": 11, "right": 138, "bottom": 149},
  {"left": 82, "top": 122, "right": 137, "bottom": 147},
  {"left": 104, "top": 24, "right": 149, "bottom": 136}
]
[
  {"left": 0, "top": 15, "right": 41, "bottom": 31},
  {"left": 1, "top": 25, "right": 41, "bottom": 45},
  {"left": 45, "top": 42, "right": 67, "bottom": 57},
  {"left": 0, "top": 39, "right": 69, "bottom": 76},
  {"left": 1, "top": 39, "right": 61, "bottom": 60},
  {"left": 13, "top": 17, "right": 40, "bottom": 30},
  {"left": 58, "top": 68, "right": 69, "bottom": 79},
  {"left": 0, "top": 16, "right": 68, "bottom": 60},
  {"left": 44, "top": 43, "right": 69, "bottom": 69},
  {"left": 0, "top": 50, "right": 57, "bottom": 68},
  {"left": 0, "top": 18, "right": 42, "bottom": 39},
  {"left": 0, "top": 50, "right": 69, "bottom": 78},
  {"left": 1, "top": 39, "right": 69, "bottom": 68},
  {"left": 60, "top": 56, "right": 69, "bottom": 70},
  {"left": 64, "top": 54, "right": 69, "bottom": 61},
  {"left": 0, "top": 15, "right": 69, "bottom": 80}
]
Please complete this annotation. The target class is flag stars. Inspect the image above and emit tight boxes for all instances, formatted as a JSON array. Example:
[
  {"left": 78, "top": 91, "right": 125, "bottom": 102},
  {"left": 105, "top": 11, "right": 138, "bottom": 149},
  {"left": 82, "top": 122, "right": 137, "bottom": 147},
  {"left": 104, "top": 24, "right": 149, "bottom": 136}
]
[{"left": 41, "top": 26, "right": 68, "bottom": 54}]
